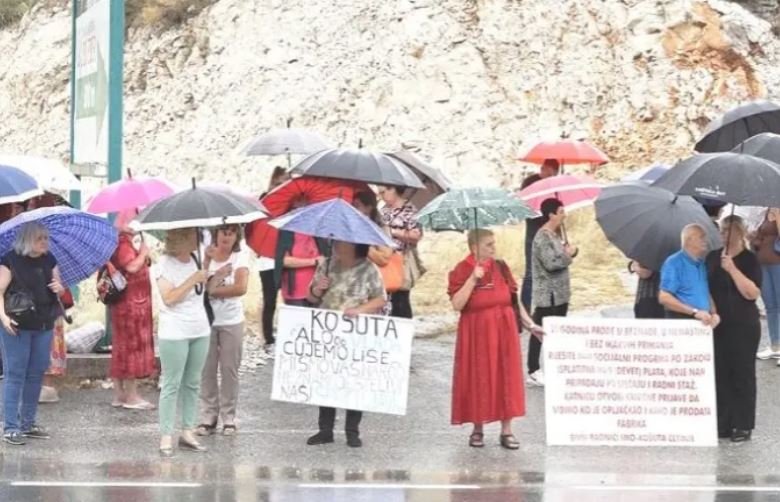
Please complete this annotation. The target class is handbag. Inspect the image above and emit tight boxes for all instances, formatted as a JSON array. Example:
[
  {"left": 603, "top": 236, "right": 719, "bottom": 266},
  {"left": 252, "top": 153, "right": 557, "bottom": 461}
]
[
  {"left": 3, "top": 254, "right": 38, "bottom": 327},
  {"left": 96, "top": 262, "right": 127, "bottom": 305},
  {"left": 379, "top": 252, "right": 404, "bottom": 293},
  {"left": 401, "top": 247, "right": 427, "bottom": 290}
]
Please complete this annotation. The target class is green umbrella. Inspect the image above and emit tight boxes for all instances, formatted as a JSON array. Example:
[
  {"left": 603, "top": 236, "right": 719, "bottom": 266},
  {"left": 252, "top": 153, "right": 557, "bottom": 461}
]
[{"left": 416, "top": 187, "right": 538, "bottom": 232}]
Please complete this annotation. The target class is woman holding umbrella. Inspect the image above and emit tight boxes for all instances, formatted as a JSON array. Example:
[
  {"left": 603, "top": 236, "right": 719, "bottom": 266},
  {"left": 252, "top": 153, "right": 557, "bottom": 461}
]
[
  {"left": 707, "top": 216, "right": 762, "bottom": 442},
  {"left": 449, "top": 228, "right": 541, "bottom": 449},
  {"left": 155, "top": 228, "right": 232, "bottom": 456}
]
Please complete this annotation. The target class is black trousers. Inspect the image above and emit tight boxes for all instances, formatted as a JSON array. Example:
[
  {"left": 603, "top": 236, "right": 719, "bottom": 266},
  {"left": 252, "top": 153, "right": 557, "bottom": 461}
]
[
  {"left": 634, "top": 298, "right": 665, "bottom": 319},
  {"left": 260, "top": 270, "right": 278, "bottom": 345},
  {"left": 529, "top": 303, "right": 569, "bottom": 373},
  {"left": 318, "top": 407, "right": 362, "bottom": 435},
  {"left": 285, "top": 299, "right": 311, "bottom": 308},
  {"left": 390, "top": 290, "right": 413, "bottom": 319},
  {"left": 714, "top": 320, "right": 760, "bottom": 432}
]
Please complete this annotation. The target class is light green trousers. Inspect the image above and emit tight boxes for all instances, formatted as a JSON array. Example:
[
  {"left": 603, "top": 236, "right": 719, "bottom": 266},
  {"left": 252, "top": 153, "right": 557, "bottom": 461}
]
[{"left": 158, "top": 336, "right": 210, "bottom": 435}]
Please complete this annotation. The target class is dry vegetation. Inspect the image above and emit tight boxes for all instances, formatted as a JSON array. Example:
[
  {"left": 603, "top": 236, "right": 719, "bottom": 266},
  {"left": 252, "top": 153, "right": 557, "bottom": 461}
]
[
  {"left": 125, "top": 0, "right": 215, "bottom": 29},
  {"left": 0, "top": 0, "right": 32, "bottom": 28}
]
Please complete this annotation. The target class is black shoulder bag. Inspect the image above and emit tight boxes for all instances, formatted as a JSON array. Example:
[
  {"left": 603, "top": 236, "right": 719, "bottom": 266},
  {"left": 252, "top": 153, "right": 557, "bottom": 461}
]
[{"left": 4, "top": 255, "right": 38, "bottom": 327}]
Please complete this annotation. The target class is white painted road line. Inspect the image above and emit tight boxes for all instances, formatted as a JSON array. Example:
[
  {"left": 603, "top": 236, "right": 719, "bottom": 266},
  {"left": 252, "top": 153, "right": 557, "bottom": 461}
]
[
  {"left": 298, "top": 483, "right": 481, "bottom": 490},
  {"left": 11, "top": 481, "right": 202, "bottom": 488},
  {"left": 567, "top": 485, "right": 780, "bottom": 493}
]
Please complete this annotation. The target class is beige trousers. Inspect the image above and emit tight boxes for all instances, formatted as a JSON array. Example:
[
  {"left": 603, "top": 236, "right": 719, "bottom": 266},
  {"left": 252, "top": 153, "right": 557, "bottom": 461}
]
[{"left": 199, "top": 322, "right": 244, "bottom": 426}]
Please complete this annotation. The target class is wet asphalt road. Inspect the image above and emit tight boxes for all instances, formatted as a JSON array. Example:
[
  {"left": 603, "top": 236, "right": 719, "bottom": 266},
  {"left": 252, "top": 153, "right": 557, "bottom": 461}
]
[{"left": 3, "top": 317, "right": 780, "bottom": 501}]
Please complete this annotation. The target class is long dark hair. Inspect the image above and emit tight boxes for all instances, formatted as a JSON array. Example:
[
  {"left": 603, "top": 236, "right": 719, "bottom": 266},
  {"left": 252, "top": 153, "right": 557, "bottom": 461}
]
[
  {"left": 353, "top": 191, "right": 381, "bottom": 225},
  {"left": 268, "top": 166, "right": 289, "bottom": 191}
]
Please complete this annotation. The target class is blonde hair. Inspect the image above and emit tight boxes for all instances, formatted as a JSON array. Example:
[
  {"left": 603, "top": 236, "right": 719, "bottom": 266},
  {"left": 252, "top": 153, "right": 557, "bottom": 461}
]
[
  {"left": 12, "top": 222, "right": 49, "bottom": 256},
  {"left": 721, "top": 215, "right": 748, "bottom": 245},
  {"left": 467, "top": 228, "right": 494, "bottom": 248},
  {"left": 164, "top": 228, "right": 197, "bottom": 256}
]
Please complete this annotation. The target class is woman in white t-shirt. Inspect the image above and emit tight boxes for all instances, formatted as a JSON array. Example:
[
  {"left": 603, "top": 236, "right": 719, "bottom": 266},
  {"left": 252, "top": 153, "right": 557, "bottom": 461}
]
[
  {"left": 155, "top": 228, "right": 231, "bottom": 457},
  {"left": 196, "top": 225, "right": 250, "bottom": 437}
]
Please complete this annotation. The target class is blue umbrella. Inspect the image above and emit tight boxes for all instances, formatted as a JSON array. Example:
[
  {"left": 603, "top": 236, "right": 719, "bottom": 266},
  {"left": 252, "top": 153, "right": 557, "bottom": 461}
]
[
  {"left": 0, "top": 164, "right": 43, "bottom": 205},
  {"left": 269, "top": 198, "right": 395, "bottom": 247},
  {"left": 0, "top": 207, "right": 118, "bottom": 287},
  {"left": 621, "top": 163, "right": 670, "bottom": 184}
]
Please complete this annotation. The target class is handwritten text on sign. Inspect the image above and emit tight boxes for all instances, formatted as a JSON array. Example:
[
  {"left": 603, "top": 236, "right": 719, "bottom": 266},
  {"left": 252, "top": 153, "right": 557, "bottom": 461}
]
[
  {"left": 544, "top": 317, "right": 717, "bottom": 447},
  {"left": 271, "top": 306, "right": 414, "bottom": 415}
]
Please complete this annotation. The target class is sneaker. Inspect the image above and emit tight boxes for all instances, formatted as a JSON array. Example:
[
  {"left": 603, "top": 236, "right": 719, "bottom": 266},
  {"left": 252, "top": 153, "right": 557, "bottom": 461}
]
[
  {"left": 3, "top": 431, "right": 26, "bottom": 445},
  {"left": 39, "top": 386, "right": 59, "bottom": 403},
  {"left": 757, "top": 347, "right": 780, "bottom": 360},
  {"left": 527, "top": 370, "right": 545, "bottom": 387},
  {"left": 22, "top": 425, "right": 50, "bottom": 440}
]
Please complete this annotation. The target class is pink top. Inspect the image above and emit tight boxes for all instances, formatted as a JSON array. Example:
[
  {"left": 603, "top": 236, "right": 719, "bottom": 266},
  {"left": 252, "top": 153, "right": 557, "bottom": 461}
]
[{"left": 281, "top": 233, "right": 319, "bottom": 301}]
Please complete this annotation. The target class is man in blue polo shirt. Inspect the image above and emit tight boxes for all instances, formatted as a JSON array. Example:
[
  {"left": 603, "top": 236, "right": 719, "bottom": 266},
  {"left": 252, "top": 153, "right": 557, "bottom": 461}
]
[{"left": 659, "top": 223, "right": 721, "bottom": 328}]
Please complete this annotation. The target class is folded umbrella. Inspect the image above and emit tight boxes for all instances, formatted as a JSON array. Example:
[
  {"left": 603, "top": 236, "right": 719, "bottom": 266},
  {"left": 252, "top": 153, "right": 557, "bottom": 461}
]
[
  {"left": 621, "top": 163, "right": 670, "bottom": 184},
  {"left": 291, "top": 148, "right": 425, "bottom": 189},
  {"left": 86, "top": 174, "right": 177, "bottom": 214},
  {"left": 270, "top": 198, "right": 395, "bottom": 247},
  {"left": 0, "top": 207, "right": 118, "bottom": 287},
  {"left": 417, "top": 187, "right": 537, "bottom": 232},
  {"left": 595, "top": 183, "right": 721, "bottom": 271},
  {"left": 517, "top": 174, "right": 602, "bottom": 212},
  {"left": 130, "top": 180, "right": 267, "bottom": 231},
  {"left": 0, "top": 164, "right": 43, "bottom": 205},
  {"left": 652, "top": 152, "right": 780, "bottom": 207},
  {"left": 387, "top": 150, "right": 453, "bottom": 209},
  {"left": 520, "top": 140, "right": 609, "bottom": 166},
  {"left": 0, "top": 155, "right": 81, "bottom": 192},
  {"left": 696, "top": 101, "right": 780, "bottom": 153}
]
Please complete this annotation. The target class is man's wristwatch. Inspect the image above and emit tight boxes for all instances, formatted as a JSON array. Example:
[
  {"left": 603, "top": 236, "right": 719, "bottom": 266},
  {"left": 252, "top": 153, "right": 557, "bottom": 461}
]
[{"left": 691, "top": 308, "right": 699, "bottom": 317}]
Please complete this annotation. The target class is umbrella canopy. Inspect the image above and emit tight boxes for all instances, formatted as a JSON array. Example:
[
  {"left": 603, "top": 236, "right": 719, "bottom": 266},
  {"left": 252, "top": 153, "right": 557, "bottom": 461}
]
[
  {"left": 417, "top": 187, "right": 537, "bottom": 232},
  {"left": 0, "top": 155, "right": 81, "bottom": 192},
  {"left": 0, "top": 164, "right": 43, "bottom": 205},
  {"left": 517, "top": 174, "right": 602, "bottom": 212},
  {"left": 621, "top": 163, "right": 671, "bottom": 184},
  {"left": 595, "top": 183, "right": 722, "bottom": 271},
  {"left": 651, "top": 152, "right": 780, "bottom": 206},
  {"left": 130, "top": 182, "right": 267, "bottom": 231},
  {"left": 0, "top": 207, "right": 118, "bottom": 287},
  {"left": 291, "top": 148, "right": 425, "bottom": 189},
  {"left": 240, "top": 128, "right": 333, "bottom": 156},
  {"left": 520, "top": 140, "right": 609, "bottom": 165},
  {"left": 696, "top": 101, "right": 780, "bottom": 153},
  {"left": 86, "top": 176, "right": 177, "bottom": 214},
  {"left": 732, "top": 132, "right": 780, "bottom": 163},
  {"left": 270, "top": 198, "right": 395, "bottom": 247},
  {"left": 387, "top": 150, "right": 453, "bottom": 208}
]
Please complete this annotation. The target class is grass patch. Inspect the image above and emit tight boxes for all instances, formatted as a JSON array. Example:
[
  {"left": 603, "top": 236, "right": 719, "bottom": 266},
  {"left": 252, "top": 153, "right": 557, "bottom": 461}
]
[
  {"left": 0, "top": 0, "right": 32, "bottom": 28},
  {"left": 125, "top": 0, "right": 215, "bottom": 29}
]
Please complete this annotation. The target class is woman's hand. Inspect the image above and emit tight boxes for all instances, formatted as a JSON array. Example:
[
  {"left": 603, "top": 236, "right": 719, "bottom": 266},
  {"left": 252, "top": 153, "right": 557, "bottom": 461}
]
[
  {"left": 191, "top": 269, "right": 209, "bottom": 286},
  {"left": 472, "top": 265, "right": 485, "bottom": 281},
  {"left": 721, "top": 253, "right": 737, "bottom": 275},
  {"left": 343, "top": 307, "right": 359, "bottom": 318},
  {"left": 204, "top": 244, "right": 218, "bottom": 259},
  {"left": 312, "top": 276, "right": 331, "bottom": 296},
  {"left": 214, "top": 264, "right": 233, "bottom": 282},
  {"left": 529, "top": 324, "right": 544, "bottom": 340},
  {"left": 564, "top": 244, "right": 579, "bottom": 258},
  {"left": 48, "top": 278, "right": 64, "bottom": 295},
  {"left": 1, "top": 314, "right": 17, "bottom": 335}
]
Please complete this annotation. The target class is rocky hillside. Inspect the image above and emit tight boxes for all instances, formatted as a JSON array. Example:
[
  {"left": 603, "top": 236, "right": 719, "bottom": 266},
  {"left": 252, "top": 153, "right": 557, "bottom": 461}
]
[
  {"left": 2, "top": 0, "right": 780, "bottom": 315},
  {"left": 3, "top": 0, "right": 780, "bottom": 190}
]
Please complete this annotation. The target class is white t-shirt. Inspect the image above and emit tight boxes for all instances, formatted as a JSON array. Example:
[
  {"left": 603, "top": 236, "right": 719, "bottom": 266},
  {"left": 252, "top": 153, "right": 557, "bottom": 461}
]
[
  {"left": 155, "top": 255, "right": 210, "bottom": 340},
  {"left": 208, "top": 250, "right": 249, "bottom": 326}
]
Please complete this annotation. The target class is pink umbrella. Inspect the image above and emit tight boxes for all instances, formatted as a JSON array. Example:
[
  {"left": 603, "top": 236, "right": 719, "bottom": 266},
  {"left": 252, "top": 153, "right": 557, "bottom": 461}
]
[
  {"left": 86, "top": 175, "right": 177, "bottom": 214},
  {"left": 517, "top": 174, "right": 602, "bottom": 212}
]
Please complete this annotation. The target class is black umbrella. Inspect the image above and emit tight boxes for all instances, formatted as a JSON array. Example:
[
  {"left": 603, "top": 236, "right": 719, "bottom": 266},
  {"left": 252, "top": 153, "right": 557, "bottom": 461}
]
[
  {"left": 732, "top": 132, "right": 780, "bottom": 163},
  {"left": 596, "top": 183, "right": 722, "bottom": 271},
  {"left": 291, "top": 148, "right": 425, "bottom": 189},
  {"left": 651, "top": 152, "right": 780, "bottom": 207},
  {"left": 130, "top": 180, "right": 267, "bottom": 231},
  {"left": 387, "top": 150, "right": 453, "bottom": 208},
  {"left": 696, "top": 101, "right": 780, "bottom": 152}
]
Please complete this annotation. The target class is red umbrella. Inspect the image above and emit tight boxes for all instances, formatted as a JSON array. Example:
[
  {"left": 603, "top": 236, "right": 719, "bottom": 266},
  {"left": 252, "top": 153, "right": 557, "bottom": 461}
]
[
  {"left": 520, "top": 140, "right": 609, "bottom": 166},
  {"left": 245, "top": 176, "right": 372, "bottom": 257},
  {"left": 517, "top": 174, "right": 602, "bottom": 212}
]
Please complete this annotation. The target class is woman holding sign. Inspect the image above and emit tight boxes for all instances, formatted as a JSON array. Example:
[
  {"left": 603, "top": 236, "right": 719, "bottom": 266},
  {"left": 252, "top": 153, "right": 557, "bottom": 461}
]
[
  {"left": 448, "top": 228, "right": 542, "bottom": 449},
  {"left": 706, "top": 215, "right": 762, "bottom": 443},
  {"left": 306, "top": 240, "right": 387, "bottom": 448}
]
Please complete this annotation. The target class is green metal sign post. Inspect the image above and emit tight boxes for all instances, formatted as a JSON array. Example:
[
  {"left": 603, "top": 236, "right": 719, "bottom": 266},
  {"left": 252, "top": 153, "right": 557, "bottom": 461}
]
[{"left": 70, "top": 0, "right": 124, "bottom": 350}]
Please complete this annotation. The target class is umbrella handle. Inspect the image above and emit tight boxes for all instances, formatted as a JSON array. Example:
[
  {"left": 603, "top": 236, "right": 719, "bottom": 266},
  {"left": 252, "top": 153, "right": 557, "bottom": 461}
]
[
  {"left": 58, "top": 296, "right": 73, "bottom": 325},
  {"left": 195, "top": 227, "right": 204, "bottom": 295}
]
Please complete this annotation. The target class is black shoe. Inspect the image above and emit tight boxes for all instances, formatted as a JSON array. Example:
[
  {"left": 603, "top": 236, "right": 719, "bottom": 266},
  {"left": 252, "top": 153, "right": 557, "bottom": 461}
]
[
  {"left": 306, "top": 431, "right": 334, "bottom": 445},
  {"left": 718, "top": 430, "right": 732, "bottom": 439},
  {"left": 3, "top": 431, "right": 26, "bottom": 445},
  {"left": 731, "top": 429, "right": 752, "bottom": 442},
  {"left": 346, "top": 433, "right": 362, "bottom": 448},
  {"left": 22, "top": 425, "right": 50, "bottom": 440}
]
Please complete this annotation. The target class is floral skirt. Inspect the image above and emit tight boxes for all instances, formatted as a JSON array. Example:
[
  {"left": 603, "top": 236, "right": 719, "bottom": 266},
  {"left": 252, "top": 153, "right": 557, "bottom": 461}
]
[{"left": 45, "top": 317, "right": 67, "bottom": 377}]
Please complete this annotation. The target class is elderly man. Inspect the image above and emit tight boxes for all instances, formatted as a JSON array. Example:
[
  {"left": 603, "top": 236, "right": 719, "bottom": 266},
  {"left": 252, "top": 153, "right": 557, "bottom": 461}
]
[{"left": 659, "top": 224, "right": 720, "bottom": 328}]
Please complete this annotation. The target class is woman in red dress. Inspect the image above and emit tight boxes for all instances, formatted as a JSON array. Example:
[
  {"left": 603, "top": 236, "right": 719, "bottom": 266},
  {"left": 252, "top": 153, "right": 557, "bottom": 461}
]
[
  {"left": 448, "top": 228, "right": 542, "bottom": 449},
  {"left": 110, "top": 215, "right": 156, "bottom": 410}
]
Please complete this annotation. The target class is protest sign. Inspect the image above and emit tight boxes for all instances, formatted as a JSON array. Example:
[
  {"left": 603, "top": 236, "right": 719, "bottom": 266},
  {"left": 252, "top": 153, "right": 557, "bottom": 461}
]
[
  {"left": 271, "top": 306, "right": 414, "bottom": 415},
  {"left": 544, "top": 317, "right": 717, "bottom": 447}
]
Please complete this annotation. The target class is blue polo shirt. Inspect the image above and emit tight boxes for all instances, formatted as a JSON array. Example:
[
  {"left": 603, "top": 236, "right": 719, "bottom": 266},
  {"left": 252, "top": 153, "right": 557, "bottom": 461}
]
[{"left": 660, "top": 250, "right": 711, "bottom": 311}]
